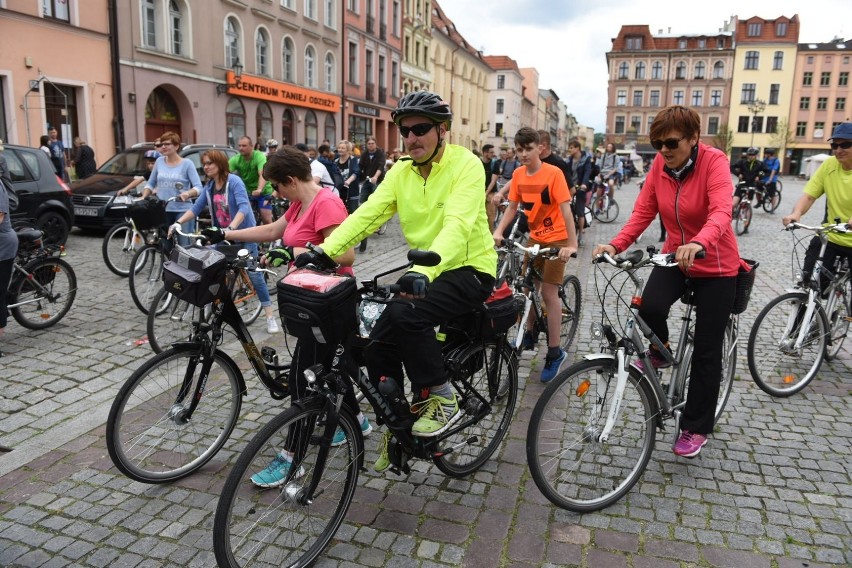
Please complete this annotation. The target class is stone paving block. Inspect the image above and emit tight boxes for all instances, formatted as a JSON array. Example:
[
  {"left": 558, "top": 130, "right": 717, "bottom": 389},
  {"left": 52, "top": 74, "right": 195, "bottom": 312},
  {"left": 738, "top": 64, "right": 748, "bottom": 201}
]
[{"left": 702, "top": 546, "right": 770, "bottom": 568}]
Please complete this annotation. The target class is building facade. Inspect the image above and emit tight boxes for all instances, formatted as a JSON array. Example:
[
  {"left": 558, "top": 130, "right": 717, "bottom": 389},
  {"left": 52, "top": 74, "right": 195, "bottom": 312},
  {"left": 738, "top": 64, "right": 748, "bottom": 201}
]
[
  {"left": 400, "top": 0, "right": 432, "bottom": 94},
  {"left": 481, "top": 56, "right": 523, "bottom": 149},
  {"left": 0, "top": 1, "right": 115, "bottom": 164}
]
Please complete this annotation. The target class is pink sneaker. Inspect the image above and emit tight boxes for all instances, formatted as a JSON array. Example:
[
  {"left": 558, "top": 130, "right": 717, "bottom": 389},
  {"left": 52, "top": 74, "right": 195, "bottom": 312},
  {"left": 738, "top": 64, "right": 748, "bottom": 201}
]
[
  {"left": 673, "top": 430, "right": 707, "bottom": 458},
  {"left": 634, "top": 348, "right": 671, "bottom": 374}
]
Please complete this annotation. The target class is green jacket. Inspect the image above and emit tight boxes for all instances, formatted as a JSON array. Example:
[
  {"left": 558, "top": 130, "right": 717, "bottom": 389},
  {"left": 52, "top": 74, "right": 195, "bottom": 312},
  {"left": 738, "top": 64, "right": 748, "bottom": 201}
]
[{"left": 322, "top": 143, "right": 497, "bottom": 281}]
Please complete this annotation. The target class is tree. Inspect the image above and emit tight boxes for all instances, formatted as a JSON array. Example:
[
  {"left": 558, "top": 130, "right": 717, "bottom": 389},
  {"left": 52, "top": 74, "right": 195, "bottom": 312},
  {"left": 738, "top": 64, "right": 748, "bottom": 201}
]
[
  {"left": 594, "top": 132, "right": 606, "bottom": 149},
  {"left": 768, "top": 118, "right": 796, "bottom": 155},
  {"left": 711, "top": 124, "right": 734, "bottom": 157}
]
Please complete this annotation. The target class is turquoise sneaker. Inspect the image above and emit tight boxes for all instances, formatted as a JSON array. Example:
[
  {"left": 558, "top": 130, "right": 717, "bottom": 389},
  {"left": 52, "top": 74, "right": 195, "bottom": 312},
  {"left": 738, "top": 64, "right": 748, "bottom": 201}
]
[
  {"left": 250, "top": 454, "right": 305, "bottom": 488},
  {"left": 331, "top": 415, "right": 372, "bottom": 446},
  {"left": 411, "top": 393, "right": 460, "bottom": 437}
]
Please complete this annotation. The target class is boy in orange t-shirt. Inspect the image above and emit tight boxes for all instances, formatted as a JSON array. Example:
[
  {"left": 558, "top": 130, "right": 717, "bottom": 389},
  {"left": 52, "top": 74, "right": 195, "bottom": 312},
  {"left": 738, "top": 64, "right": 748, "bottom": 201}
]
[{"left": 493, "top": 127, "right": 578, "bottom": 382}]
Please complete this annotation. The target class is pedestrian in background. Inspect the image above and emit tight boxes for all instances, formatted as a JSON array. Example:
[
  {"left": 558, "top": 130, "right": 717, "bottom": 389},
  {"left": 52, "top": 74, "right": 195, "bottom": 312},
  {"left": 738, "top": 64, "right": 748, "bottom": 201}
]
[
  {"left": 47, "top": 126, "right": 67, "bottom": 181},
  {"left": 71, "top": 137, "right": 97, "bottom": 179},
  {"left": 0, "top": 139, "right": 19, "bottom": 356}
]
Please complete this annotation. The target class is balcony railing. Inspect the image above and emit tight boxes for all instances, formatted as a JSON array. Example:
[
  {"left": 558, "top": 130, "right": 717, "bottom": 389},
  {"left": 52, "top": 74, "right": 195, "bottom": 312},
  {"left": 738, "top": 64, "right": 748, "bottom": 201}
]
[
  {"left": 366, "top": 16, "right": 374, "bottom": 34},
  {"left": 366, "top": 82, "right": 375, "bottom": 101},
  {"left": 379, "top": 86, "right": 386, "bottom": 104}
]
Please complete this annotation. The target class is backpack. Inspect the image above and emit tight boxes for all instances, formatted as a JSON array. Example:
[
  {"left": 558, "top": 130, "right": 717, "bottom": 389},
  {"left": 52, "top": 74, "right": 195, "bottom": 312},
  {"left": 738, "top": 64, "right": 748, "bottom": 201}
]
[{"left": 318, "top": 156, "right": 345, "bottom": 189}]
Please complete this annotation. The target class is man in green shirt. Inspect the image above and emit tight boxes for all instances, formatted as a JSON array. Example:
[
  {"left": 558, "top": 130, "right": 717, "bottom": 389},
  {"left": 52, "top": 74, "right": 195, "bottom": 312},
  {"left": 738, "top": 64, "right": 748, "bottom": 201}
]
[{"left": 229, "top": 136, "right": 273, "bottom": 224}]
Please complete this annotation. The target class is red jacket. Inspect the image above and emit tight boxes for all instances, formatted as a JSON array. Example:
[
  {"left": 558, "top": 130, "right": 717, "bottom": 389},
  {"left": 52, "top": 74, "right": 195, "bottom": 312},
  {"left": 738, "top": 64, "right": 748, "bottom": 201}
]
[{"left": 610, "top": 143, "right": 740, "bottom": 278}]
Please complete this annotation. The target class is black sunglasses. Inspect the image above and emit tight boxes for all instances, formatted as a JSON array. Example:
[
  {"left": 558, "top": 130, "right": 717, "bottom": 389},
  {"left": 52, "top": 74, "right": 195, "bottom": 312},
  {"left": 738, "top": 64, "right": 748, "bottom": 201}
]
[
  {"left": 830, "top": 141, "right": 852, "bottom": 150},
  {"left": 650, "top": 136, "right": 686, "bottom": 151},
  {"left": 399, "top": 122, "right": 437, "bottom": 137}
]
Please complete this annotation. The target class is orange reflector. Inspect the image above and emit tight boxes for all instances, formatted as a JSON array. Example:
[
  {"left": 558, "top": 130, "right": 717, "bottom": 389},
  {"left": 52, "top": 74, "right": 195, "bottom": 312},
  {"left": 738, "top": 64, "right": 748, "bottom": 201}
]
[
  {"left": 783, "top": 375, "right": 795, "bottom": 384},
  {"left": 630, "top": 296, "right": 642, "bottom": 308},
  {"left": 53, "top": 266, "right": 61, "bottom": 273},
  {"left": 576, "top": 379, "right": 591, "bottom": 397},
  {"left": 40, "top": 314, "right": 50, "bottom": 319}
]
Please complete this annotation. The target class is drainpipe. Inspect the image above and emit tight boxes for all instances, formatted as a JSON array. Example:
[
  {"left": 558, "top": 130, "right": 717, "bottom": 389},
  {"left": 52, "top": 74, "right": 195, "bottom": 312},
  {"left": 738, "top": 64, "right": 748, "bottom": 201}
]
[{"left": 108, "top": 0, "right": 125, "bottom": 151}]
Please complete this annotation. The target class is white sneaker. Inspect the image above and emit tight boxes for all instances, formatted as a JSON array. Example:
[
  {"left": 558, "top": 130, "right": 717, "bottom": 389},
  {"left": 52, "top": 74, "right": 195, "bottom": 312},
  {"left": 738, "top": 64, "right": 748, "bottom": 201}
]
[{"left": 266, "top": 317, "right": 280, "bottom": 333}]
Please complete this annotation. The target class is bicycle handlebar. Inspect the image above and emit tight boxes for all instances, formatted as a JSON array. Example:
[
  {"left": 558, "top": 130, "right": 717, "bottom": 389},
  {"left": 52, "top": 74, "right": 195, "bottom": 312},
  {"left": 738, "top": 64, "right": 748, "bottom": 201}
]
[
  {"left": 594, "top": 248, "right": 706, "bottom": 269},
  {"left": 784, "top": 221, "right": 851, "bottom": 234},
  {"left": 506, "top": 240, "right": 577, "bottom": 259},
  {"left": 171, "top": 228, "right": 276, "bottom": 275}
]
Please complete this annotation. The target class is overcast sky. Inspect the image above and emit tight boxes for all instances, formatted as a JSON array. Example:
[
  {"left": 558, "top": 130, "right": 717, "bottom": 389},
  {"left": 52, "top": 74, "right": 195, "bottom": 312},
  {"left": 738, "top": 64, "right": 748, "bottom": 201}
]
[{"left": 440, "top": 0, "right": 849, "bottom": 132}]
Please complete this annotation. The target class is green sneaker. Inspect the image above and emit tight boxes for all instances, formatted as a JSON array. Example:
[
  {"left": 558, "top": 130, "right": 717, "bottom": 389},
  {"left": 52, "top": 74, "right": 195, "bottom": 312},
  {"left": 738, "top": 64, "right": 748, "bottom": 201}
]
[
  {"left": 411, "top": 393, "right": 460, "bottom": 437},
  {"left": 374, "top": 431, "right": 392, "bottom": 472}
]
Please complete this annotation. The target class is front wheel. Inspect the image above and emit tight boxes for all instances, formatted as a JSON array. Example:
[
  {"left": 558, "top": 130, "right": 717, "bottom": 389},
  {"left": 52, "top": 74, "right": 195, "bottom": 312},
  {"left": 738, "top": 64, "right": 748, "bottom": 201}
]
[
  {"left": 102, "top": 222, "right": 140, "bottom": 277},
  {"left": 825, "top": 287, "right": 849, "bottom": 361},
  {"left": 106, "top": 346, "right": 243, "bottom": 483},
  {"left": 747, "top": 292, "right": 828, "bottom": 397},
  {"left": 213, "top": 400, "right": 363, "bottom": 568},
  {"left": 9, "top": 257, "right": 77, "bottom": 329},
  {"left": 147, "top": 288, "right": 209, "bottom": 354},
  {"left": 593, "top": 197, "right": 619, "bottom": 223},
  {"left": 558, "top": 275, "right": 582, "bottom": 351},
  {"left": 763, "top": 187, "right": 782, "bottom": 213},
  {"left": 128, "top": 245, "right": 164, "bottom": 315},
  {"left": 734, "top": 202, "right": 752, "bottom": 236},
  {"left": 526, "top": 358, "right": 656, "bottom": 512},
  {"left": 434, "top": 340, "right": 518, "bottom": 477}
]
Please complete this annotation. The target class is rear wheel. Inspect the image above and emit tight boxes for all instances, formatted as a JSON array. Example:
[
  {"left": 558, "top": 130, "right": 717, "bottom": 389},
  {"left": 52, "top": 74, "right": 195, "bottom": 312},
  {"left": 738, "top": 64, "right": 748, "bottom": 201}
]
[
  {"left": 593, "top": 197, "right": 619, "bottom": 224},
  {"left": 128, "top": 245, "right": 164, "bottom": 314},
  {"left": 559, "top": 275, "right": 582, "bottom": 351},
  {"left": 9, "top": 257, "right": 77, "bottom": 329},
  {"left": 734, "top": 202, "right": 752, "bottom": 236},
  {"left": 825, "top": 287, "right": 849, "bottom": 361},
  {"left": 682, "top": 317, "right": 737, "bottom": 424},
  {"left": 35, "top": 210, "right": 70, "bottom": 245},
  {"left": 103, "top": 222, "right": 141, "bottom": 277}
]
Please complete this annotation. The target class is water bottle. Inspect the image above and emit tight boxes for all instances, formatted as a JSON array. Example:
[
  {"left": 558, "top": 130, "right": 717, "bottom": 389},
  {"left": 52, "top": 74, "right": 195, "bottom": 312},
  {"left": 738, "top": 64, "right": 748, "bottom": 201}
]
[{"left": 378, "top": 376, "right": 413, "bottom": 425}]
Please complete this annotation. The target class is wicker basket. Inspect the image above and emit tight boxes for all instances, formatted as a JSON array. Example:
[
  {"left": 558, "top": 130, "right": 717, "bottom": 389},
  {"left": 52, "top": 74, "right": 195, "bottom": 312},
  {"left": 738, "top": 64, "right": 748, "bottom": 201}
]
[{"left": 731, "top": 258, "right": 759, "bottom": 315}]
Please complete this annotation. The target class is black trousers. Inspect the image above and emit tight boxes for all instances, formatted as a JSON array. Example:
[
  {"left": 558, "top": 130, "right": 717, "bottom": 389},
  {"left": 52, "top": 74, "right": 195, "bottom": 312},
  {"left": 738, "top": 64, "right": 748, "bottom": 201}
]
[
  {"left": 802, "top": 237, "right": 852, "bottom": 299},
  {"left": 639, "top": 267, "right": 736, "bottom": 435},
  {"left": 366, "top": 267, "right": 494, "bottom": 392},
  {"left": 0, "top": 258, "right": 13, "bottom": 329}
]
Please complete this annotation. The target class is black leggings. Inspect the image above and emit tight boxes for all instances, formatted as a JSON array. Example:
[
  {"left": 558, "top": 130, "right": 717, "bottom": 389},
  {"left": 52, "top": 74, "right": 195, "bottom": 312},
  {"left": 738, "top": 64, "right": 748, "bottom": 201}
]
[
  {"left": 0, "top": 257, "right": 13, "bottom": 329},
  {"left": 638, "top": 267, "right": 736, "bottom": 435}
]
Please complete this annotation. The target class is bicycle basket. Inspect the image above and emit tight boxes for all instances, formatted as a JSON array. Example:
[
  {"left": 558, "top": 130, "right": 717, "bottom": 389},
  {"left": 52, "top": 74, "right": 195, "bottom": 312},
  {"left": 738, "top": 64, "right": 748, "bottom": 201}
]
[
  {"left": 732, "top": 258, "right": 759, "bottom": 315},
  {"left": 162, "top": 245, "right": 228, "bottom": 307},
  {"left": 482, "top": 282, "right": 522, "bottom": 338},
  {"left": 129, "top": 199, "right": 167, "bottom": 230},
  {"left": 277, "top": 268, "right": 357, "bottom": 344}
]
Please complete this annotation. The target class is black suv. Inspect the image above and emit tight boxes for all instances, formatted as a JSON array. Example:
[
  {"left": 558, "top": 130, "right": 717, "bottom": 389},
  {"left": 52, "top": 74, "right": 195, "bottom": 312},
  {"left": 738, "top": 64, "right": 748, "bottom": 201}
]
[
  {"left": 71, "top": 143, "right": 237, "bottom": 230},
  {"left": 2, "top": 143, "right": 75, "bottom": 245}
]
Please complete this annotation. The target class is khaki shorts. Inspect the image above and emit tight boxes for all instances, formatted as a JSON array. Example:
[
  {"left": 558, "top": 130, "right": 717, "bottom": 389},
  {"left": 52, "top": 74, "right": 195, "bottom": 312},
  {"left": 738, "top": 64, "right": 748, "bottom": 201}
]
[{"left": 525, "top": 238, "right": 568, "bottom": 285}]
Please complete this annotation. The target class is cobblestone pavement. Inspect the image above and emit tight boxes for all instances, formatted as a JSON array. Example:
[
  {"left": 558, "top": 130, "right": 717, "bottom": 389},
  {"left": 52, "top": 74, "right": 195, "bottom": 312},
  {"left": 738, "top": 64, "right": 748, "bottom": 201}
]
[{"left": 0, "top": 177, "right": 849, "bottom": 567}]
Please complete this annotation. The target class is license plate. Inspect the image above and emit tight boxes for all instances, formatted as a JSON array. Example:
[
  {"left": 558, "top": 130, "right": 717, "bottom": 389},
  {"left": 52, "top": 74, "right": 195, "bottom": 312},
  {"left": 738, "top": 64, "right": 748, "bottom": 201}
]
[{"left": 74, "top": 207, "right": 99, "bottom": 216}]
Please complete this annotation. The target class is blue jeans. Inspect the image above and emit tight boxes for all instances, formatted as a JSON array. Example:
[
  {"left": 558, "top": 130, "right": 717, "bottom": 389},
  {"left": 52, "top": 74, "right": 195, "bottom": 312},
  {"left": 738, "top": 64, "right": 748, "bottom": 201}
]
[
  {"left": 166, "top": 211, "right": 196, "bottom": 247},
  {"left": 240, "top": 242, "right": 272, "bottom": 308}
]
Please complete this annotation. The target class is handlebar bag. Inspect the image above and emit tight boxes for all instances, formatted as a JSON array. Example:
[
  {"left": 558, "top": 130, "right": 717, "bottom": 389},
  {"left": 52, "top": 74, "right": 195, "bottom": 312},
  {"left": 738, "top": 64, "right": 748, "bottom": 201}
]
[
  {"left": 129, "top": 198, "right": 167, "bottom": 230},
  {"left": 162, "top": 245, "right": 228, "bottom": 307},
  {"left": 277, "top": 268, "right": 357, "bottom": 344}
]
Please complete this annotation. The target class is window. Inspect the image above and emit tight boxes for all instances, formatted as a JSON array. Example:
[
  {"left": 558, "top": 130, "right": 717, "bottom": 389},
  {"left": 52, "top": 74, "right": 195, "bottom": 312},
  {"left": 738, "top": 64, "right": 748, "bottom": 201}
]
[
  {"left": 675, "top": 62, "right": 686, "bottom": 80},
  {"left": 283, "top": 37, "right": 295, "bottom": 82},
  {"left": 169, "top": 1, "right": 184, "bottom": 55},
  {"left": 614, "top": 116, "right": 625, "bottom": 134},
  {"left": 347, "top": 41, "right": 357, "bottom": 84},
  {"left": 305, "top": 0, "right": 317, "bottom": 20},
  {"left": 737, "top": 116, "right": 750, "bottom": 133},
  {"left": 282, "top": 0, "right": 294, "bottom": 8},
  {"left": 496, "top": 98, "right": 504, "bottom": 114},
  {"left": 694, "top": 62, "right": 705, "bottom": 79},
  {"left": 256, "top": 103, "right": 273, "bottom": 146},
  {"left": 378, "top": 54, "right": 386, "bottom": 102},
  {"left": 710, "top": 90, "right": 722, "bottom": 106},
  {"left": 820, "top": 72, "right": 831, "bottom": 86},
  {"left": 305, "top": 110, "right": 318, "bottom": 146},
  {"left": 497, "top": 74, "right": 505, "bottom": 89},
  {"left": 691, "top": 89, "right": 703, "bottom": 107},
  {"left": 802, "top": 71, "right": 813, "bottom": 86},
  {"left": 708, "top": 116, "right": 719, "bottom": 135},
  {"left": 814, "top": 121, "right": 825, "bottom": 135},
  {"left": 747, "top": 22, "right": 762, "bottom": 36},
  {"left": 365, "top": 49, "right": 373, "bottom": 94},
  {"left": 651, "top": 61, "right": 663, "bottom": 80},
  {"left": 673, "top": 90, "right": 684, "bottom": 105},
  {"left": 717, "top": 38, "right": 725, "bottom": 48},
  {"left": 142, "top": 0, "right": 157, "bottom": 48},
  {"left": 766, "top": 116, "right": 778, "bottom": 134},
  {"left": 713, "top": 61, "right": 724, "bottom": 79},
  {"left": 346, "top": 0, "right": 356, "bottom": 11},
  {"left": 391, "top": 60, "right": 399, "bottom": 97},
  {"left": 776, "top": 21, "right": 787, "bottom": 36},
  {"left": 807, "top": 56, "right": 814, "bottom": 64},
  {"left": 43, "top": 0, "right": 70, "bottom": 21},
  {"left": 226, "top": 98, "right": 246, "bottom": 148},
  {"left": 796, "top": 121, "right": 807, "bottom": 137},
  {"left": 626, "top": 36, "right": 643, "bottom": 50},
  {"left": 325, "top": 0, "right": 336, "bottom": 27},
  {"left": 741, "top": 83, "right": 756, "bottom": 103},
  {"left": 837, "top": 97, "right": 847, "bottom": 111},
  {"left": 769, "top": 84, "right": 780, "bottom": 105},
  {"left": 678, "top": 39, "right": 687, "bottom": 49},
  {"left": 698, "top": 39, "right": 706, "bottom": 48},
  {"left": 634, "top": 62, "right": 645, "bottom": 80},
  {"left": 392, "top": 1, "right": 400, "bottom": 36},
  {"left": 225, "top": 17, "right": 241, "bottom": 68},
  {"left": 616, "top": 90, "right": 626, "bottom": 106},
  {"left": 494, "top": 122, "right": 503, "bottom": 137},
  {"left": 256, "top": 28, "right": 270, "bottom": 76},
  {"left": 745, "top": 51, "right": 759, "bottom": 70},
  {"left": 817, "top": 97, "right": 828, "bottom": 110},
  {"left": 282, "top": 108, "right": 295, "bottom": 145},
  {"left": 649, "top": 90, "right": 660, "bottom": 107},
  {"left": 752, "top": 116, "right": 763, "bottom": 133},
  {"left": 840, "top": 72, "right": 849, "bottom": 86},
  {"left": 799, "top": 96, "right": 810, "bottom": 110},
  {"left": 325, "top": 53, "right": 335, "bottom": 91},
  {"left": 647, "top": 115, "right": 655, "bottom": 133},
  {"left": 630, "top": 116, "right": 641, "bottom": 133},
  {"left": 618, "top": 62, "right": 629, "bottom": 79},
  {"left": 633, "top": 90, "right": 643, "bottom": 106},
  {"left": 305, "top": 45, "right": 316, "bottom": 87},
  {"left": 773, "top": 51, "right": 783, "bottom": 70},
  {"left": 324, "top": 115, "right": 336, "bottom": 144}
]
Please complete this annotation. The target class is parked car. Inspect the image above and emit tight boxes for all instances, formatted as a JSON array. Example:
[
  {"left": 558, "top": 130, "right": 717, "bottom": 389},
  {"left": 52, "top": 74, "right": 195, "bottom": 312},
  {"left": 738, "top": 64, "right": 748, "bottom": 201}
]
[
  {"left": 2, "top": 143, "right": 74, "bottom": 245},
  {"left": 71, "top": 143, "right": 237, "bottom": 231}
]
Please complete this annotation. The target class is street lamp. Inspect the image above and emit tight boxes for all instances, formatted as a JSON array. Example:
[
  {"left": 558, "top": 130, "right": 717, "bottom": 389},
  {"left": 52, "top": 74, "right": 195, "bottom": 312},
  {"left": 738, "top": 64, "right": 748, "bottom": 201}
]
[
  {"left": 747, "top": 98, "right": 766, "bottom": 148},
  {"left": 215, "top": 58, "right": 243, "bottom": 96}
]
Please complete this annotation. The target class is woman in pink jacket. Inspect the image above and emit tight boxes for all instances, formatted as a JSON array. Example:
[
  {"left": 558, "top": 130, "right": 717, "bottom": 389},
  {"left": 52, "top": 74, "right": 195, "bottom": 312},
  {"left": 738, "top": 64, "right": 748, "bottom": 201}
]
[{"left": 594, "top": 105, "right": 739, "bottom": 458}]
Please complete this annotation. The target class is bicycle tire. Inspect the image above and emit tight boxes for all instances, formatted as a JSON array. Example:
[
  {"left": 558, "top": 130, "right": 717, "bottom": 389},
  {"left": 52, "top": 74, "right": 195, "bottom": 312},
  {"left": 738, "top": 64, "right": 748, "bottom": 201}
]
[
  {"left": 434, "top": 339, "right": 518, "bottom": 477},
  {"left": 682, "top": 317, "right": 737, "bottom": 425},
  {"left": 213, "top": 399, "right": 362, "bottom": 568},
  {"left": 102, "top": 222, "right": 140, "bottom": 277},
  {"left": 734, "top": 202, "right": 751, "bottom": 236},
  {"left": 747, "top": 292, "right": 828, "bottom": 397},
  {"left": 128, "top": 244, "right": 165, "bottom": 315},
  {"left": 825, "top": 287, "right": 849, "bottom": 361},
  {"left": 147, "top": 288, "right": 209, "bottom": 354},
  {"left": 9, "top": 256, "right": 77, "bottom": 330},
  {"left": 593, "top": 197, "right": 619, "bottom": 224},
  {"left": 106, "top": 345, "right": 243, "bottom": 483},
  {"left": 559, "top": 275, "right": 582, "bottom": 351},
  {"left": 232, "top": 270, "right": 263, "bottom": 326},
  {"left": 763, "top": 187, "right": 782, "bottom": 213},
  {"left": 526, "top": 358, "right": 656, "bottom": 512}
]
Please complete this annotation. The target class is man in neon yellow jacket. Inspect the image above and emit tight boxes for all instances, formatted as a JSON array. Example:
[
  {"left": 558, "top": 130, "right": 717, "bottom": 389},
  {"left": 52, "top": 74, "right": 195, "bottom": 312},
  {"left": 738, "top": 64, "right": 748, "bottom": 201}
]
[{"left": 315, "top": 91, "right": 497, "bottom": 466}]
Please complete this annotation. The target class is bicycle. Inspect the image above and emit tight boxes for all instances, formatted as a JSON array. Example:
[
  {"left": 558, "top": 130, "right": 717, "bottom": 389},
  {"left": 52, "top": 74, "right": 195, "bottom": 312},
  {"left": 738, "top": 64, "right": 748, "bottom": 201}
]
[
  {"left": 591, "top": 176, "right": 619, "bottom": 224},
  {"left": 755, "top": 178, "right": 782, "bottom": 214},
  {"left": 494, "top": 203, "right": 528, "bottom": 286},
  {"left": 106, "top": 237, "right": 290, "bottom": 483},
  {"left": 526, "top": 248, "right": 741, "bottom": 512},
  {"left": 732, "top": 185, "right": 753, "bottom": 236},
  {"left": 127, "top": 197, "right": 178, "bottom": 314},
  {"left": 6, "top": 227, "right": 77, "bottom": 329},
  {"left": 497, "top": 238, "right": 581, "bottom": 355},
  {"left": 101, "top": 193, "right": 160, "bottom": 277},
  {"left": 212, "top": 247, "right": 520, "bottom": 568},
  {"left": 747, "top": 221, "right": 850, "bottom": 397}
]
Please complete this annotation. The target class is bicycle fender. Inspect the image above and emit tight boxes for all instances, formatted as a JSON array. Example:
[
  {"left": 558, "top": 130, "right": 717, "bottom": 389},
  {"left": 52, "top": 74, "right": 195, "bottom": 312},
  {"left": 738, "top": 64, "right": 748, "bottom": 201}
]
[
  {"left": 171, "top": 343, "right": 249, "bottom": 396},
  {"left": 583, "top": 353, "right": 615, "bottom": 362}
]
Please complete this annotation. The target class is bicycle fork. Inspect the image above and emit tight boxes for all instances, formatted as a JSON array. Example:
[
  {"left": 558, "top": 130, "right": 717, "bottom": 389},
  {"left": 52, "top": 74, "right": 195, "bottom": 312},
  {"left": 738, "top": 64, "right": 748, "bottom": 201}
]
[{"left": 597, "top": 348, "right": 631, "bottom": 443}]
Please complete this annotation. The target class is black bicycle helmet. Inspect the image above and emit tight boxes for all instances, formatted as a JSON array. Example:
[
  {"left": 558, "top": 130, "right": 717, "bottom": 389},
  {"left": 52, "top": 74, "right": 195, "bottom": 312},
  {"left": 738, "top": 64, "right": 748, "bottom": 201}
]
[
  {"left": 391, "top": 91, "right": 453, "bottom": 127},
  {"left": 746, "top": 146, "right": 759, "bottom": 155}
]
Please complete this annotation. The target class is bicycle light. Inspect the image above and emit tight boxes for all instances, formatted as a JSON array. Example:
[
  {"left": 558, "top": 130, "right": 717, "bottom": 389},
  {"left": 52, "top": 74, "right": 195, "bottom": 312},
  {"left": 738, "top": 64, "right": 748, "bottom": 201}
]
[
  {"left": 304, "top": 364, "right": 324, "bottom": 385},
  {"left": 591, "top": 322, "right": 604, "bottom": 339}
]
